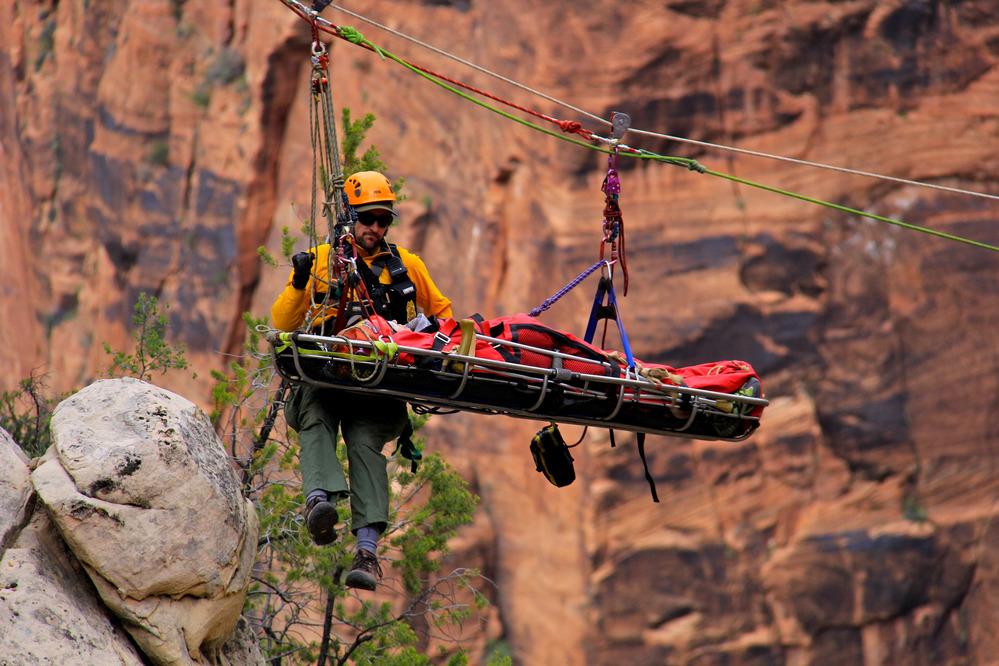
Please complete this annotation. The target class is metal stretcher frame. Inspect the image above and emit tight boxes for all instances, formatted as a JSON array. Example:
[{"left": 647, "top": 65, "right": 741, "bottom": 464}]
[{"left": 270, "top": 329, "right": 770, "bottom": 442}]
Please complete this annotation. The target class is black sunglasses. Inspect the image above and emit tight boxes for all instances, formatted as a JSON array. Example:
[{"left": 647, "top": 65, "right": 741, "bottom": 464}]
[{"left": 356, "top": 212, "right": 393, "bottom": 229}]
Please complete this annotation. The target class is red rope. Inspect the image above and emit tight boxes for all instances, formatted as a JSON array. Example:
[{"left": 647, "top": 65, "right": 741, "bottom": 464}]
[
  {"left": 286, "top": 5, "right": 597, "bottom": 142},
  {"left": 405, "top": 61, "right": 596, "bottom": 141}
]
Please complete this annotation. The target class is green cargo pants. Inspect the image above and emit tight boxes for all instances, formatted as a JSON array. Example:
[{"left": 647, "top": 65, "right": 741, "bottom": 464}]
[{"left": 285, "top": 384, "right": 408, "bottom": 533}]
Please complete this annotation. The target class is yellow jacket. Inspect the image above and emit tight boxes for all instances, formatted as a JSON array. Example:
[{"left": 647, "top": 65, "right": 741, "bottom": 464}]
[{"left": 271, "top": 243, "right": 453, "bottom": 331}]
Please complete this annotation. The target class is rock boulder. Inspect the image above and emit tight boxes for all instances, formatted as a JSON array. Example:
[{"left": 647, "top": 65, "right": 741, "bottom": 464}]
[
  {"left": 29, "top": 378, "right": 261, "bottom": 665},
  {"left": 0, "top": 429, "right": 32, "bottom": 551}
]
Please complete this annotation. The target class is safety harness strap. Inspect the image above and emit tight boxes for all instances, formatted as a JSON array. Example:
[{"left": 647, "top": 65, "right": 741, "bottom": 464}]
[
  {"left": 394, "top": 417, "right": 421, "bottom": 473},
  {"left": 583, "top": 276, "right": 635, "bottom": 369},
  {"left": 636, "top": 432, "right": 659, "bottom": 503},
  {"left": 353, "top": 242, "right": 417, "bottom": 323}
]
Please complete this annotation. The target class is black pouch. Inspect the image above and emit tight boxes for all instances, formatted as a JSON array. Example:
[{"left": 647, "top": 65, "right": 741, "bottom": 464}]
[{"left": 530, "top": 424, "right": 575, "bottom": 487}]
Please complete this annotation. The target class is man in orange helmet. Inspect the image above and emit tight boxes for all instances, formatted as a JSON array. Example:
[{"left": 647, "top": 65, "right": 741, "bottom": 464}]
[{"left": 271, "top": 171, "right": 452, "bottom": 591}]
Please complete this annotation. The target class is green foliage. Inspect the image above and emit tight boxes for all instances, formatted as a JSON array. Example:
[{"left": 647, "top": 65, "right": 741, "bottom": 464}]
[
  {"left": 340, "top": 108, "right": 405, "bottom": 199},
  {"left": 191, "top": 87, "right": 211, "bottom": 109},
  {"left": 35, "top": 20, "right": 55, "bottom": 71},
  {"left": 241, "top": 395, "right": 486, "bottom": 664},
  {"left": 0, "top": 373, "right": 58, "bottom": 458},
  {"left": 148, "top": 141, "right": 169, "bottom": 167},
  {"left": 210, "top": 312, "right": 269, "bottom": 428},
  {"left": 187, "top": 49, "right": 246, "bottom": 113},
  {"left": 902, "top": 493, "right": 928, "bottom": 523},
  {"left": 484, "top": 640, "right": 513, "bottom": 666},
  {"left": 5, "top": 294, "right": 188, "bottom": 460},
  {"left": 104, "top": 293, "right": 188, "bottom": 382},
  {"left": 205, "top": 48, "right": 245, "bottom": 87},
  {"left": 388, "top": 448, "right": 478, "bottom": 595},
  {"left": 257, "top": 245, "right": 278, "bottom": 268},
  {"left": 341, "top": 108, "right": 381, "bottom": 176},
  {"left": 281, "top": 225, "right": 298, "bottom": 261}
]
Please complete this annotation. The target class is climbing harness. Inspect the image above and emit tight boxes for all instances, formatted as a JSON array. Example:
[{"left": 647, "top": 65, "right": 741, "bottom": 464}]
[{"left": 351, "top": 242, "right": 418, "bottom": 324}]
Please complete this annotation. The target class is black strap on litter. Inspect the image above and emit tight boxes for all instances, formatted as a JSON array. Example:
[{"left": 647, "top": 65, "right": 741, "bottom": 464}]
[
  {"left": 395, "top": 416, "right": 421, "bottom": 473},
  {"left": 636, "top": 432, "right": 659, "bottom": 503}
]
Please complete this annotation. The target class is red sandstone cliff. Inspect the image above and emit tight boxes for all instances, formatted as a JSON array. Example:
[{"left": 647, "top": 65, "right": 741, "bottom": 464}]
[{"left": 2, "top": 0, "right": 998, "bottom": 663}]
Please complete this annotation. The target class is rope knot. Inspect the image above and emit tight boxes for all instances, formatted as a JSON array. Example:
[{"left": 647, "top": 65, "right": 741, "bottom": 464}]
[
  {"left": 558, "top": 120, "right": 582, "bottom": 133},
  {"left": 338, "top": 25, "right": 366, "bottom": 45}
]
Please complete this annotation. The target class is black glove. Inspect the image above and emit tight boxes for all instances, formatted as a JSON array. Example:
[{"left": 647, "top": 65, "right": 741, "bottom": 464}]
[{"left": 291, "top": 252, "right": 314, "bottom": 289}]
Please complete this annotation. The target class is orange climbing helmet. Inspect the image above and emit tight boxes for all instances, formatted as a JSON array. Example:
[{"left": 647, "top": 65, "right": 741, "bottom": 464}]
[{"left": 345, "top": 170, "right": 398, "bottom": 215}]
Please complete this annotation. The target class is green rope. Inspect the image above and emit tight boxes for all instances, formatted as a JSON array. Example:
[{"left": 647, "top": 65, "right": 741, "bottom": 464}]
[
  {"left": 335, "top": 25, "right": 998, "bottom": 254},
  {"left": 282, "top": 338, "right": 400, "bottom": 363},
  {"left": 700, "top": 168, "right": 999, "bottom": 252},
  {"left": 335, "top": 26, "right": 703, "bottom": 169}
]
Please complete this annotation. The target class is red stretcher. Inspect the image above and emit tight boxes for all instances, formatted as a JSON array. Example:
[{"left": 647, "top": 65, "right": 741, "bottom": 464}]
[{"left": 268, "top": 313, "right": 768, "bottom": 442}]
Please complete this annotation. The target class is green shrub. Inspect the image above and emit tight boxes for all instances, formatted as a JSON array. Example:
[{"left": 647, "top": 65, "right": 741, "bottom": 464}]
[
  {"left": 148, "top": 141, "right": 169, "bottom": 167},
  {"left": 0, "top": 374, "right": 57, "bottom": 458}
]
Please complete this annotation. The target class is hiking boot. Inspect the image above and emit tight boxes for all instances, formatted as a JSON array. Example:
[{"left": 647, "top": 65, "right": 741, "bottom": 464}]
[
  {"left": 344, "top": 548, "right": 382, "bottom": 591},
  {"left": 305, "top": 495, "right": 338, "bottom": 546}
]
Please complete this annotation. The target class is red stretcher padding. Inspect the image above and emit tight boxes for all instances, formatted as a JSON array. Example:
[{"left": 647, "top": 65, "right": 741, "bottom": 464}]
[{"left": 335, "top": 313, "right": 761, "bottom": 404}]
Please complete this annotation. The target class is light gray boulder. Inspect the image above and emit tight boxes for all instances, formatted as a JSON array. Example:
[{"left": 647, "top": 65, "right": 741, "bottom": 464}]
[
  {"left": 0, "top": 509, "right": 146, "bottom": 665},
  {"left": 31, "top": 378, "right": 261, "bottom": 665},
  {"left": 0, "top": 428, "right": 33, "bottom": 552}
]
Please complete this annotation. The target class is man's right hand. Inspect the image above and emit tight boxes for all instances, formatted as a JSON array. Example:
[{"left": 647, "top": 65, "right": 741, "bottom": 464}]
[{"left": 292, "top": 252, "right": 314, "bottom": 289}]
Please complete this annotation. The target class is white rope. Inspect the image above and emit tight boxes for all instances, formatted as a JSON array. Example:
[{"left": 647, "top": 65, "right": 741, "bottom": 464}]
[
  {"left": 327, "top": 2, "right": 608, "bottom": 126},
  {"left": 325, "top": 2, "right": 999, "bottom": 203},
  {"left": 628, "top": 128, "right": 999, "bottom": 201}
]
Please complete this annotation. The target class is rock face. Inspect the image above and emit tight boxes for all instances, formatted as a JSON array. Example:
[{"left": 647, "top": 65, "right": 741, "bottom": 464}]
[
  {"left": 0, "top": 429, "right": 33, "bottom": 551},
  {"left": 2, "top": 0, "right": 998, "bottom": 664},
  {"left": 0, "top": 378, "right": 263, "bottom": 666},
  {"left": 0, "top": 509, "right": 147, "bottom": 666}
]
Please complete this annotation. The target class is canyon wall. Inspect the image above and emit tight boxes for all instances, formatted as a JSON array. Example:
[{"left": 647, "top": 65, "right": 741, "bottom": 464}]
[{"left": 2, "top": 0, "right": 998, "bottom": 663}]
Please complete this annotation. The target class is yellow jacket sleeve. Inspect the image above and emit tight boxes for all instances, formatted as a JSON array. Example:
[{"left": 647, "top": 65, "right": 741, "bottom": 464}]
[
  {"left": 270, "top": 275, "right": 311, "bottom": 332},
  {"left": 270, "top": 245, "right": 335, "bottom": 331},
  {"left": 397, "top": 247, "right": 453, "bottom": 318}
]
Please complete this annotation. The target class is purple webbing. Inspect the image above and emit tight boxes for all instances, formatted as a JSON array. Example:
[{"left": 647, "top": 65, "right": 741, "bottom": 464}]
[{"left": 528, "top": 260, "right": 606, "bottom": 317}]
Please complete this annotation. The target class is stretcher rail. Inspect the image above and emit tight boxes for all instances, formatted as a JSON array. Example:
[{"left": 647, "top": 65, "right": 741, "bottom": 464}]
[{"left": 270, "top": 329, "right": 768, "bottom": 442}]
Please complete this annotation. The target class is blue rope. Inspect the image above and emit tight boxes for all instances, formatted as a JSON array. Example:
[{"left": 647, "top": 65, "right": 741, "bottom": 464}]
[
  {"left": 583, "top": 278, "right": 635, "bottom": 369},
  {"left": 528, "top": 260, "right": 607, "bottom": 317}
]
